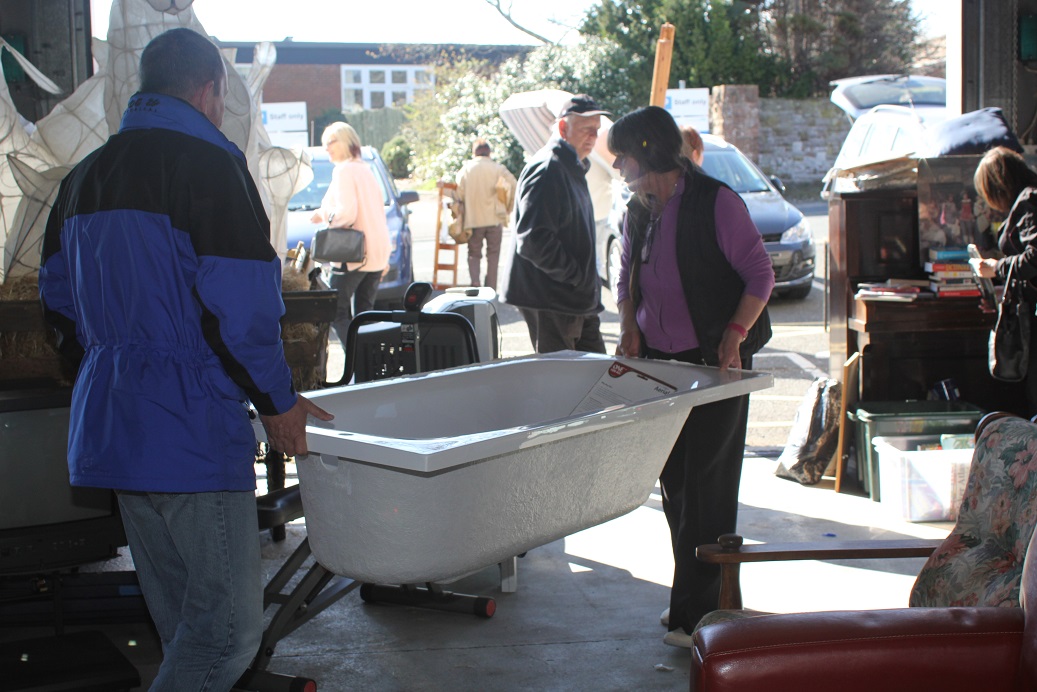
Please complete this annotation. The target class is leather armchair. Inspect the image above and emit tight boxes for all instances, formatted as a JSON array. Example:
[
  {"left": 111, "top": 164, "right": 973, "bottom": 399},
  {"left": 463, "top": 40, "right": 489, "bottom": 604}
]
[{"left": 693, "top": 604, "right": 1028, "bottom": 691}]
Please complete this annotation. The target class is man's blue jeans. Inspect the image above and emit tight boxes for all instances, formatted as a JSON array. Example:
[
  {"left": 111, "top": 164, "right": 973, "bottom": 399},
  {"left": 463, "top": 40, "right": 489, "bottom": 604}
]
[{"left": 117, "top": 490, "right": 263, "bottom": 691}]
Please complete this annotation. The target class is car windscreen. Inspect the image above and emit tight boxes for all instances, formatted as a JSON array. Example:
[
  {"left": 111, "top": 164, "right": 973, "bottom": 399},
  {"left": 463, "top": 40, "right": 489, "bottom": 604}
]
[
  {"left": 700, "top": 150, "right": 772, "bottom": 194},
  {"left": 842, "top": 77, "right": 946, "bottom": 110},
  {"left": 287, "top": 159, "right": 390, "bottom": 210}
]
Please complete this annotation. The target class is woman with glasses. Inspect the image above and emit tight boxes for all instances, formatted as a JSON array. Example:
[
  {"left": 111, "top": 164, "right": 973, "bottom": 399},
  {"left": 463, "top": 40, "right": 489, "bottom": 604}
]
[
  {"left": 607, "top": 106, "right": 774, "bottom": 648},
  {"left": 311, "top": 122, "right": 391, "bottom": 348}
]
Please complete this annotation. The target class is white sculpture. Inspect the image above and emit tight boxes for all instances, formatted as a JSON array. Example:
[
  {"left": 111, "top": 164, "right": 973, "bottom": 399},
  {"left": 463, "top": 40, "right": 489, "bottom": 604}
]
[{"left": 0, "top": 0, "right": 307, "bottom": 284}]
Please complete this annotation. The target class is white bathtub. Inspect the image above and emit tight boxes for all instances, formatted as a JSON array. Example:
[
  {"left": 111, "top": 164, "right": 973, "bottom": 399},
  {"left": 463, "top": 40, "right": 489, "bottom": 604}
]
[{"left": 258, "top": 351, "right": 771, "bottom": 585}]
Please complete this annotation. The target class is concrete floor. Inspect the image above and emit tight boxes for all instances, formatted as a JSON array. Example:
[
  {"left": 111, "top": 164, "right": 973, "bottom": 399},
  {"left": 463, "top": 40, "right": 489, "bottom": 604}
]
[{"left": 2, "top": 452, "right": 951, "bottom": 692}]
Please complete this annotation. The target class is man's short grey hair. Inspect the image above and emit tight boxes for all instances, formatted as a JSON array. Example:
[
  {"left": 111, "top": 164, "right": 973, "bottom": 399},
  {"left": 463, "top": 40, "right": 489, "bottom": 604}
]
[{"left": 139, "top": 28, "right": 224, "bottom": 101}]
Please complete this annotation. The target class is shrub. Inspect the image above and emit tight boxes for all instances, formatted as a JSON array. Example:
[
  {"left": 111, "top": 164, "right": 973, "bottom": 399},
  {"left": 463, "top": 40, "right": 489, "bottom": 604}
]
[{"left": 381, "top": 135, "right": 412, "bottom": 179}]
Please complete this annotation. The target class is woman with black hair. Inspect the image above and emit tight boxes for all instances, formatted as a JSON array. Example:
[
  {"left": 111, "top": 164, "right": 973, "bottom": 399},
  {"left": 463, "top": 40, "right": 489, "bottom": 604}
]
[{"left": 607, "top": 106, "right": 775, "bottom": 647}]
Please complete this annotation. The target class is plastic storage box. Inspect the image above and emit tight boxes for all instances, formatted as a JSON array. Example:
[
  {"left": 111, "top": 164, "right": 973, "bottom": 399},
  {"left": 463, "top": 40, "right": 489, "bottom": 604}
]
[
  {"left": 872, "top": 435, "right": 973, "bottom": 522},
  {"left": 848, "top": 401, "right": 984, "bottom": 501}
]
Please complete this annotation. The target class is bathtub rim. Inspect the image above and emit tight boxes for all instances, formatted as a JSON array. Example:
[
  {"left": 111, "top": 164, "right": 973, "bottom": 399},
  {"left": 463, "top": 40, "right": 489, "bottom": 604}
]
[{"left": 253, "top": 351, "right": 773, "bottom": 475}]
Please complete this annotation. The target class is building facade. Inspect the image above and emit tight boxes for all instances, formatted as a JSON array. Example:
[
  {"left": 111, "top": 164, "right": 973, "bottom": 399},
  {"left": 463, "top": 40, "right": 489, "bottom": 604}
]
[{"left": 220, "top": 41, "right": 530, "bottom": 144}]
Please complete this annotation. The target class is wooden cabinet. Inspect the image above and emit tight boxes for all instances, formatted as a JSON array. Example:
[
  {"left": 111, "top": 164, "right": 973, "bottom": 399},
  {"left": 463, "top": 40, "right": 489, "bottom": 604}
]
[{"left": 828, "top": 190, "right": 1027, "bottom": 415}]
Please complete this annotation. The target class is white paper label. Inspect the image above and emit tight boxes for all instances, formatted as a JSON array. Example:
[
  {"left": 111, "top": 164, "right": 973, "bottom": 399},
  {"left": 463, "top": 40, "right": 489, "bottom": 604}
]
[{"left": 570, "top": 361, "right": 678, "bottom": 415}]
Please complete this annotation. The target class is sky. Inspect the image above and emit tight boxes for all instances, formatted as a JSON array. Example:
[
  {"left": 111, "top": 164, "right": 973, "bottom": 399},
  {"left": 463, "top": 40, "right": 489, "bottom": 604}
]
[
  {"left": 89, "top": 0, "right": 596, "bottom": 45},
  {"left": 90, "top": 0, "right": 948, "bottom": 46}
]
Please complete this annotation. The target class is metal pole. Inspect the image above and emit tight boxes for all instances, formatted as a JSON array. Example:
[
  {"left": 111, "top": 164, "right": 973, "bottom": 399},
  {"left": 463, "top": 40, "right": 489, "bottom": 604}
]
[{"left": 649, "top": 23, "right": 676, "bottom": 107}]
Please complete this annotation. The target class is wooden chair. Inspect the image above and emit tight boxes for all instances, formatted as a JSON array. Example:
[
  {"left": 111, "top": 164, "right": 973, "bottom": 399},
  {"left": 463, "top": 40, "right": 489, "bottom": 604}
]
[{"left": 695, "top": 411, "right": 1037, "bottom": 624}]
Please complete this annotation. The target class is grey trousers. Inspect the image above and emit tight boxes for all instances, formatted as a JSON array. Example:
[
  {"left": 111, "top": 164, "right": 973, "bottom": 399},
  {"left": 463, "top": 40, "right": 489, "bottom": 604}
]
[{"left": 467, "top": 225, "right": 503, "bottom": 290}]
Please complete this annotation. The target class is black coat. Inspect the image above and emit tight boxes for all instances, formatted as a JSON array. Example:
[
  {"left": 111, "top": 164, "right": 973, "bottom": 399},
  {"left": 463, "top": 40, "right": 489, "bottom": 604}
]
[{"left": 501, "top": 137, "right": 602, "bottom": 316}]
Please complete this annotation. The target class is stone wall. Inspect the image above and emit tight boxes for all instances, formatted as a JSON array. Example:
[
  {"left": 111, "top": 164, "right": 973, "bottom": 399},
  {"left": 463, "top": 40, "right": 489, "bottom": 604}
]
[
  {"left": 709, "top": 89, "right": 852, "bottom": 185},
  {"left": 756, "top": 98, "right": 852, "bottom": 185}
]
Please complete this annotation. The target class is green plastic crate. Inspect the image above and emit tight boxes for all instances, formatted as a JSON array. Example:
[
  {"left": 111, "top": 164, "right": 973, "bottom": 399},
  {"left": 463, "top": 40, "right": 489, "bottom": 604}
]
[{"left": 847, "top": 400, "right": 984, "bottom": 502}]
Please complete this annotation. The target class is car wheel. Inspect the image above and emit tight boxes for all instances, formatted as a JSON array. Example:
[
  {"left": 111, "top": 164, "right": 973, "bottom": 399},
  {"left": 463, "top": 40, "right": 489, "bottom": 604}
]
[
  {"left": 783, "top": 282, "right": 813, "bottom": 300},
  {"left": 607, "top": 238, "right": 623, "bottom": 297}
]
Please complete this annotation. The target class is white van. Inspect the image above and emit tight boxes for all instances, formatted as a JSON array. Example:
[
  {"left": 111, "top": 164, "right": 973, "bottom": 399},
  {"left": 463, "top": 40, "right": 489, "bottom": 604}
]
[{"left": 823, "top": 75, "right": 948, "bottom": 197}]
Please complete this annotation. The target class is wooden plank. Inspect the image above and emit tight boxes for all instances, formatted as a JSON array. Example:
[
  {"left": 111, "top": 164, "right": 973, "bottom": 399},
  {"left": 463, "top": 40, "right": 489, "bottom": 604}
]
[
  {"left": 697, "top": 537, "right": 941, "bottom": 565},
  {"left": 834, "top": 352, "right": 860, "bottom": 493},
  {"left": 649, "top": 24, "right": 675, "bottom": 107},
  {"left": 698, "top": 533, "right": 942, "bottom": 610}
]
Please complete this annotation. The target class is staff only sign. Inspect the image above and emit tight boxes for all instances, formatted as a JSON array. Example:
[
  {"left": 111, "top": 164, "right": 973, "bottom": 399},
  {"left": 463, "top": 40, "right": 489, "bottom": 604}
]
[
  {"left": 664, "top": 88, "right": 709, "bottom": 132},
  {"left": 261, "top": 101, "right": 308, "bottom": 148}
]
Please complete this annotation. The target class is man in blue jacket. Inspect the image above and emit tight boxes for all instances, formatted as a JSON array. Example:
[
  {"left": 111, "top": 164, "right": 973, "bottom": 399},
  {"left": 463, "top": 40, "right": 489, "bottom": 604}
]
[
  {"left": 501, "top": 94, "right": 609, "bottom": 353},
  {"left": 39, "top": 28, "right": 331, "bottom": 690}
]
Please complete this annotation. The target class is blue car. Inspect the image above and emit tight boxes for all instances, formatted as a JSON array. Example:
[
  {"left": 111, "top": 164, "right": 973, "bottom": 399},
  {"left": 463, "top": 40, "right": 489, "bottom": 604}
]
[
  {"left": 286, "top": 146, "right": 418, "bottom": 308},
  {"left": 597, "top": 134, "right": 816, "bottom": 300}
]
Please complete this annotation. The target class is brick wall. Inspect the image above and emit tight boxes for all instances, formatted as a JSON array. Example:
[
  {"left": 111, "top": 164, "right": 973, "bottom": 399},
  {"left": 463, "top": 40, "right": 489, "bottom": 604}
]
[
  {"left": 262, "top": 65, "right": 342, "bottom": 143},
  {"left": 711, "top": 85, "right": 760, "bottom": 161}
]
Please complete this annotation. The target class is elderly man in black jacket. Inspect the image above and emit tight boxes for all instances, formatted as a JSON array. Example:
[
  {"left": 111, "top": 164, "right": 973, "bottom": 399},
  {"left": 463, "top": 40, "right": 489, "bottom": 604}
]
[{"left": 501, "top": 94, "right": 609, "bottom": 353}]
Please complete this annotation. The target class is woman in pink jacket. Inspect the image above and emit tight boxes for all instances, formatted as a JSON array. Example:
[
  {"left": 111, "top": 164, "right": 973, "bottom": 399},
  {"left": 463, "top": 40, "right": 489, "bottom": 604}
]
[{"left": 311, "top": 122, "right": 390, "bottom": 346}]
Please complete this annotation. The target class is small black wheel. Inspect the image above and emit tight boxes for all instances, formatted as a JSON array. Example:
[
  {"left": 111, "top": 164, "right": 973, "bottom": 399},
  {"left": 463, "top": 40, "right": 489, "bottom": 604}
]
[{"left": 476, "top": 597, "right": 496, "bottom": 618}]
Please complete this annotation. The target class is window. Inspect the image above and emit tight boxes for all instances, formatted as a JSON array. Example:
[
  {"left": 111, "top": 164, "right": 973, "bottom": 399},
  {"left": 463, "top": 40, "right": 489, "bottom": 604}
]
[
  {"left": 369, "top": 70, "right": 385, "bottom": 84},
  {"left": 860, "top": 123, "right": 898, "bottom": 164},
  {"left": 370, "top": 91, "right": 386, "bottom": 109},
  {"left": 392, "top": 91, "right": 407, "bottom": 106},
  {"left": 415, "top": 70, "right": 431, "bottom": 85},
  {"left": 342, "top": 88, "right": 364, "bottom": 112},
  {"left": 392, "top": 70, "right": 407, "bottom": 84},
  {"left": 343, "top": 69, "right": 362, "bottom": 84}
]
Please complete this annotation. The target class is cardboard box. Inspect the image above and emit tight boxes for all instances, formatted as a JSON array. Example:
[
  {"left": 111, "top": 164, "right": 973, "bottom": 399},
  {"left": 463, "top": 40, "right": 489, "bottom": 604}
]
[{"left": 872, "top": 435, "right": 973, "bottom": 522}]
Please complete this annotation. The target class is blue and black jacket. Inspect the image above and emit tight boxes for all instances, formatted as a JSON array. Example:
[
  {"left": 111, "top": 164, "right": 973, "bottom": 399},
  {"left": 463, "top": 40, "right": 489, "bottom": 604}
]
[{"left": 39, "top": 92, "right": 295, "bottom": 492}]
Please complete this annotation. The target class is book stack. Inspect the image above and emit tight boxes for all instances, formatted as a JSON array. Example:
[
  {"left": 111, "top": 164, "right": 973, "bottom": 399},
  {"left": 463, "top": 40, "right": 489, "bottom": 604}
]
[
  {"left": 926, "top": 247, "right": 979, "bottom": 298},
  {"left": 855, "top": 278, "right": 932, "bottom": 301}
]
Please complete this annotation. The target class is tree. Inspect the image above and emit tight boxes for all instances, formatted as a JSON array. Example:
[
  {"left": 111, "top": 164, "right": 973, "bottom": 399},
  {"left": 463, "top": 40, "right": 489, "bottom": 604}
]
[
  {"left": 581, "top": 0, "right": 922, "bottom": 98},
  {"left": 762, "top": 0, "right": 922, "bottom": 96},
  {"left": 582, "top": 0, "right": 781, "bottom": 95},
  {"left": 481, "top": 0, "right": 553, "bottom": 44},
  {"left": 402, "top": 37, "right": 644, "bottom": 183}
]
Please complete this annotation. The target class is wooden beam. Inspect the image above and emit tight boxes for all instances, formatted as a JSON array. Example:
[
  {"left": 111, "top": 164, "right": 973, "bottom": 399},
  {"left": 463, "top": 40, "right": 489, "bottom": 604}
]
[{"left": 649, "top": 23, "right": 675, "bottom": 107}]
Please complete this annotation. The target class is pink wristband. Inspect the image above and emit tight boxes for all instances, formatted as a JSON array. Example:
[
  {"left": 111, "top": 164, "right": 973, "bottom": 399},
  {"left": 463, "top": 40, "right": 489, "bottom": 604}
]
[{"left": 726, "top": 322, "right": 748, "bottom": 340}]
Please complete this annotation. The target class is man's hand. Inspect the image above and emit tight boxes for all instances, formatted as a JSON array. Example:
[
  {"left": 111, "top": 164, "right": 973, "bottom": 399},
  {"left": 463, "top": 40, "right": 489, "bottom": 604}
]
[{"left": 260, "top": 395, "right": 334, "bottom": 458}]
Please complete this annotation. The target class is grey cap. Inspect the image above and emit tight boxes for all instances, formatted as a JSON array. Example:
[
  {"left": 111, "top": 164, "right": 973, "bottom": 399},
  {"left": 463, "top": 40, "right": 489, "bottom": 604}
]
[{"left": 557, "top": 94, "right": 611, "bottom": 119}]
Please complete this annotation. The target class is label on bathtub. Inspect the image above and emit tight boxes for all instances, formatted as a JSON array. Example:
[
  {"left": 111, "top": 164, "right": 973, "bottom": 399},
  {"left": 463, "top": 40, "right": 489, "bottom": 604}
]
[{"left": 571, "top": 362, "right": 678, "bottom": 415}]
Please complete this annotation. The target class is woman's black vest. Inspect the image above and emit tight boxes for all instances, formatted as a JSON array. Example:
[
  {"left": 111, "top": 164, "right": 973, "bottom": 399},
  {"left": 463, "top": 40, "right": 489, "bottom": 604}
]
[{"left": 625, "top": 166, "right": 772, "bottom": 366}]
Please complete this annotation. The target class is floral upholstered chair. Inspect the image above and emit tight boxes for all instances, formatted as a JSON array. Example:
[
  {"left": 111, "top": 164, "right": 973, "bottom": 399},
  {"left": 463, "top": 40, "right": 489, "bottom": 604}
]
[
  {"left": 694, "top": 412, "right": 1037, "bottom": 631},
  {"left": 910, "top": 413, "right": 1037, "bottom": 608}
]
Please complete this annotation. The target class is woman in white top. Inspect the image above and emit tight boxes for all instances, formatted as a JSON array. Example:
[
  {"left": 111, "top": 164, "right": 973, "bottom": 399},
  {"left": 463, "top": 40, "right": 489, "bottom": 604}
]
[{"left": 310, "top": 122, "right": 391, "bottom": 347}]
